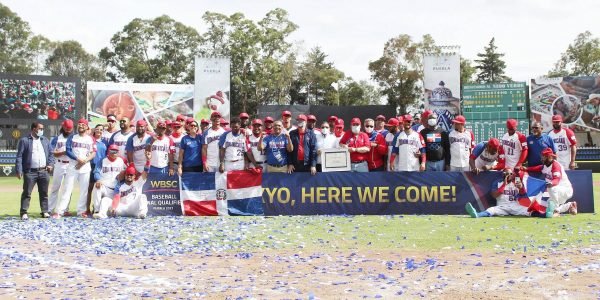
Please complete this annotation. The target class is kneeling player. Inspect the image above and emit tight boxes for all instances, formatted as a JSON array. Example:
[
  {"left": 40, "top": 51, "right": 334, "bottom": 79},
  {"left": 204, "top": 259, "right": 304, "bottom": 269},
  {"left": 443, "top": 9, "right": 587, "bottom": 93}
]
[
  {"left": 465, "top": 169, "right": 547, "bottom": 218},
  {"left": 94, "top": 164, "right": 148, "bottom": 219}
]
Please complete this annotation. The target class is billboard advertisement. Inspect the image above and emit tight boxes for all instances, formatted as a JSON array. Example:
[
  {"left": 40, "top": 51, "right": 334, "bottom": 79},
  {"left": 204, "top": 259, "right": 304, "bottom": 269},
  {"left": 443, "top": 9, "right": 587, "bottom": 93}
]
[
  {"left": 423, "top": 50, "right": 461, "bottom": 131},
  {"left": 194, "top": 57, "right": 231, "bottom": 121},
  {"left": 530, "top": 76, "right": 600, "bottom": 146},
  {"left": 87, "top": 82, "right": 194, "bottom": 127},
  {"left": 0, "top": 74, "right": 80, "bottom": 121}
]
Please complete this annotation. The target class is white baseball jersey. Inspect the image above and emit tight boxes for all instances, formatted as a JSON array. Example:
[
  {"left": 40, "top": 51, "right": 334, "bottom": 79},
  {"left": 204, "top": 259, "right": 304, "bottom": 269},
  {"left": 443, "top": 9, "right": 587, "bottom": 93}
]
[
  {"left": 126, "top": 133, "right": 151, "bottom": 172},
  {"left": 248, "top": 134, "right": 267, "bottom": 163},
  {"left": 115, "top": 178, "right": 145, "bottom": 205},
  {"left": 51, "top": 134, "right": 70, "bottom": 163},
  {"left": 109, "top": 131, "right": 134, "bottom": 157},
  {"left": 170, "top": 132, "right": 185, "bottom": 163},
  {"left": 96, "top": 157, "right": 127, "bottom": 189},
  {"left": 501, "top": 132, "right": 527, "bottom": 169},
  {"left": 220, "top": 131, "right": 248, "bottom": 161},
  {"left": 101, "top": 129, "right": 118, "bottom": 145},
  {"left": 149, "top": 136, "right": 175, "bottom": 168},
  {"left": 493, "top": 181, "right": 522, "bottom": 206},
  {"left": 471, "top": 142, "right": 505, "bottom": 170},
  {"left": 204, "top": 127, "right": 226, "bottom": 167},
  {"left": 385, "top": 132, "right": 399, "bottom": 168},
  {"left": 394, "top": 130, "right": 425, "bottom": 171},
  {"left": 66, "top": 134, "right": 96, "bottom": 173},
  {"left": 449, "top": 129, "right": 475, "bottom": 168},
  {"left": 541, "top": 160, "right": 572, "bottom": 189},
  {"left": 548, "top": 128, "right": 577, "bottom": 168}
]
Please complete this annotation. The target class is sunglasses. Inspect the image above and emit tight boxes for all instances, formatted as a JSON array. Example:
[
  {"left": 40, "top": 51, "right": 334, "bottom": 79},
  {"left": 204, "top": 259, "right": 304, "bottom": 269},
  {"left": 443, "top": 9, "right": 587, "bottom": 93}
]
[
  {"left": 108, "top": 150, "right": 119, "bottom": 154},
  {"left": 107, "top": 120, "right": 116, "bottom": 123},
  {"left": 119, "top": 120, "right": 127, "bottom": 123},
  {"left": 364, "top": 125, "right": 374, "bottom": 128},
  {"left": 189, "top": 124, "right": 198, "bottom": 128},
  {"left": 532, "top": 126, "right": 540, "bottom": 129}
]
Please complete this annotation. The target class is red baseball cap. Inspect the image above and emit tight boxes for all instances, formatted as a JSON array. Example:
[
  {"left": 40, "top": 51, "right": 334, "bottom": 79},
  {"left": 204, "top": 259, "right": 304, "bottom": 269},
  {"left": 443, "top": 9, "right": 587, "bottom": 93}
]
[
  {"left": 421, "top": 110, "right": 433, "bottom": 120},
  {"left": 541, "top": 147, "right": 557, "bottom": 157},
  {"left": 282, "top": 110, "right": 292, "bottom": 117},
  {"left": 488, "top": 138, "right": 501, "bottom": 149},
  {"left": 107, "top": 115, "right": 117, "bottom": 122},
  {"left": 296, "top": 114, "right": 307, "bottom": 121},
  {"left": 220, "top": 118, "right": 229, "bottom": 125},
  {"left": 211, "top": 111, "right": 221, "bottom": 118},
  {"left": 156, "top": 121, "right": 167, "bottom": 128},
  {"left": 62, "top": 119, "right": 74, "bottom": 129},
  {"left": 186, "top": 117, "right": 194, "bottom": 124},
  {"left": 252, "top": 118, "right": 263, "bottom": 125},
  {"left": 239, "top": 112, "right": 249, "bottom": 119},
  {"left": 385, "top": 118, "right": 399, "bottom": 127},
  {"left": 376, "top": 115, "right": 386, "bottom": 121},
  {"left": 506, "top": 119, "right": 518, "bottom": 130},
  {"left": 396, "top": 116, "right": 404, "bottom": 123},
  {"left": 200, "top": 118, "right": 210, "bottom": 125},
  {"left": 125, "top": 165, "right": 136, "bottom": 175},
  {"left": 552, "top": 115, "right": 563, "bottom": 122},
  {"left": 402, "top": 114, "right": 412, "bottom": 122},
  {"left": 136, "top": 119, "right": 147, "bottom": 126},
  {"left": 108, "top": 144, "right": 119, "bottom": 151},
  {"left": 452, "top": 115, "right": 466, "bottom": 124},
  {"left": 335, "top": 119, "right": 344, "bottom": 126},
  {"left": 351, "top": 117, "right": 361, "bottom": 125},
  {"left": 328, "top": 115, "right": 338, "bottom": 122},
  {"left": 176, "top": 114, "right": 186, "bottom": 122},
  {"left": 165, "top": 119, "right": 172, "bottom": 126},
  {"left": 307, "top": 115, "right": 317, "bottom": 121},
  {"left": 264, "top": 116, "right": 274, "bottom": 123},
  {"left": 77, "top": 118, "right": 88, "bottom": 126}
]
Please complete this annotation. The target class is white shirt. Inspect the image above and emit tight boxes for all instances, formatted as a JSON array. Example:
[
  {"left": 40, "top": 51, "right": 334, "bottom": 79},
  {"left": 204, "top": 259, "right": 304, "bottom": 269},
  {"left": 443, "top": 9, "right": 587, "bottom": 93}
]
[
  {"left": 110, "top": 131, "right": 134, "bottom": 158},
  {"left": 149, "top": 135, "right": 175, "bottom": 168},
  {"left": 67, "top": 134, "right": 96, "bottom": 173},
  {"left": 127, "top": 133, "right": 152, "bottom": 172},
  {"left": 101, "top": 129, "right": 118, "bottom": 145},
  {"left": 501, "top": 131, "right": 527, "bottom": 169},
  {"left": 116, "top": 178, "right": 146, "bottom": 204},
  {"left": 170, "top": 132, "right": 185, "bottom": 163},
  {"left": 30, "top": 136, "right": 46, "bottom": 168},
  {"left": 542, "top": 161, "right": 572, "bottom": 189},
  {"left": 248, "top": 134, "right": 267, "bottom": 163},
  {"left": 204, "top": 127, "right": 226, "bottom": 167},
  {"left": 52, "top": 134, "right": 70, "bottom": 163},
  {"left": 315, "top": 132, "right": 338, "bottom": 164},
  {"left": 97, "top": 157, "right": 127, "bottom": 189},
  {"left": 394, "top": 130, "right": 425, "bottom": 172},
  {"left": 385, "top": 132, "right": 399, "bottom": 169},
  {"left": 494, "top": 181, "right": 521, "bottom": 206},
  {"left": 220, "top": 131, "right": 248, "bottom": 161},
  {"left": 548, "top": 128, "right": 577, "bottom": 169},
  {"left": 449, "top": 129, "right": 475, "bottom": 168}
]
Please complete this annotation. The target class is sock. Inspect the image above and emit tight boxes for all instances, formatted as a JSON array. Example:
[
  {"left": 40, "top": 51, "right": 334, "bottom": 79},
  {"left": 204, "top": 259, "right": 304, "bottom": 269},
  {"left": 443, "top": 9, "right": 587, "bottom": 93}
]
[{"left": 477, "top": 211, "right": 492, "bottom": 217}]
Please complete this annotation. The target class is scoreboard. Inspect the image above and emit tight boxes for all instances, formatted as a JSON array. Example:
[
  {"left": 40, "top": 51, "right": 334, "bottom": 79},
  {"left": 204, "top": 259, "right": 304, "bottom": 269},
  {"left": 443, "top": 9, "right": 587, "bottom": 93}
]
[{"left": 462, "top": 82, "right": 529, "bottom": 142}]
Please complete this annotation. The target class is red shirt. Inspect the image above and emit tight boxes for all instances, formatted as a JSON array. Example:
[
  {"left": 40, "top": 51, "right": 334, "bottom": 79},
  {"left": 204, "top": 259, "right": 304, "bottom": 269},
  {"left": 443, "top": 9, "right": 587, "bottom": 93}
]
[
  {"left": 339, "top": 131, "right": 370, "bottom": 162},
  {"left": 297, "top": 129, "right": 305, "bottom": 161},
  {"left": 366, "top": 132, "right": 388, "bottom": 170}
]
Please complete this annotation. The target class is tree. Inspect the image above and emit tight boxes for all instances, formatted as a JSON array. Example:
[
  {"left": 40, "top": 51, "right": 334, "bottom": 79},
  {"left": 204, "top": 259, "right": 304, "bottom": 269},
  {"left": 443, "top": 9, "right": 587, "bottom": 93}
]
[
  {"left": 474, "top": 38, "right": 511, "bottom": 83},
  {"left": 368, "top": 34, "right": 437, "bottom": 114},
  {"left": 291, "top": 47, "right": 344, "bottom": 105},
  {"left": 45, "top": 40, "right": 105, "bottom": 81},
  {"left": 460, "top": 57, "right": 476, "bottom": 86},
  {"left": 337, "top": 79, "right": 382, "bottom": 106},
  {"left": 0, "top": 3, "right": 40, "bottom": 74},
  {"left": 99, "top": 15, "right": 201, "bottom": 83},
  {"left": 548, "top": 31, "right": 600, "bottom": 77}
]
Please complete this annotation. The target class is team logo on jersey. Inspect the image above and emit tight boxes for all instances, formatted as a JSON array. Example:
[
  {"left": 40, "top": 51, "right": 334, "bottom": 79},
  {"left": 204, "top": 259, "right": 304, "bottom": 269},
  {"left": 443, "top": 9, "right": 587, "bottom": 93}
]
[
  {"left": 426, "top": 133, "right": 441, "bottom": 143},
  {"left": 216, "top": 188, "right": 227, "bottom": 201}
]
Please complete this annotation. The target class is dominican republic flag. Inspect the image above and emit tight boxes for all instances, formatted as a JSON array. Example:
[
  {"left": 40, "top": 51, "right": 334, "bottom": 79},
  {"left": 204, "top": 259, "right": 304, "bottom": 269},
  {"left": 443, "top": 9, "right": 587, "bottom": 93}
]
[
  {"left": 180, "top": 170, "right": 263, "bottom": 216},
  {"left": 426, "top": 133, "right": 442, "bottom": 143},
  {"left": 517, "top": 172, "right": 548, "bottom": 213}
]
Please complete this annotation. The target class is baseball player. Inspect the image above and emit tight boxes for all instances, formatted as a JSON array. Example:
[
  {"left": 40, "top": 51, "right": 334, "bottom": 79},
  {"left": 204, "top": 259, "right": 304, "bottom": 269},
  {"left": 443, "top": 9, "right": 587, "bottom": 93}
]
[
  {"left": 48, "top": 119, "right": 74, "bottom": 214},
  {"left": 501, "top": 119, "right": 528, "bottom": 169},
  {"left": 108, "top": 117, "right": 134, "bottom": 157},
  {"left": 146, "top": 120, "right": 175, "bottom": 175},
  {"left": 202, "top": 111, "right": 226, "bottom": 172},
  {"left": 389, "top": 115, "right": 426, "bottom": 172},
  {"left": 55, "top": 118, "right": 96, "bottom": 218},
  {"left": 263, "top": 117, "right": 275, "bottom": 135},
  {"left": 526, "top": 148, "right": 577, "bottom": 217},
  {"left": 281, "top": 110, "right": 296, "bottom": 133},
  {"left": 101, "top": 114, "right": 119, "bottom": 146},
  {"left": 547, "top": 115, "right": 577, "bottom": 169},
  {"left": 93, "top": 164, "right": 148, "bottom": 219},
  {"left": 92, "top": 144, "right": 127, "bottom": 213},
  {"left": 126, "top": 120, "right": 152, "bottom": 173},
  {"left": 239, "top": 112, "right": 253, "bottom": 135},
  {"left": 448, "top": 115, "right": 475, "bottom": 171},
  {"left": 247, "top": 119, "right": 267, "bottom": 169},
  {"left": 364, "top": 118, "right": 388, "bottom": 171},
  {"left": 465, "top": 169, "right": 531, "bottom": 217},
  {"left": 384, "top": 117, "right": 401, "bottom": 171},
  {"left": 470, "top": 138, "right": 506, "bottom": 173},
  {"left": 374, "top": 115, "right": 389, "bottom": 136},
  {"left": 219, "top": 118, "right": 256, "bottom": 172},
  {"left": 170, "top": 118, "right": 186, "bottom": 166},
  {"left": 200, "top": 118, "right": 210, "bottom": 134}
]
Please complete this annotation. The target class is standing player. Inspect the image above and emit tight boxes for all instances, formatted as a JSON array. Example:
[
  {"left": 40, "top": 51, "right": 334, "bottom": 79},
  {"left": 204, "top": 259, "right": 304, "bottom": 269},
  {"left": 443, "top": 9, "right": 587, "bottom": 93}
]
[
  {"left": 374, "top": 115, "right": 388, "bottom": 136},
  {"left": 281, "top": 110, "right": 296, "bottom": 133},
  {"left": 247, "top": 119, "right": 266, "bottom": 169},
  {"left": 94, "top": 164, "right": 148, "bottom": 219},
  {"left": 448, "top": 115, "right": 475, "bottom": 171},
  {"left": 55, "top": 118, "right": 96, "bottom": 218},
  {"left": 126, "top": 120, "right": 152, "bottom": 173},
  {"left": 219, "top": 118, "right": 256, "bottom": 172},
  {"left": 390, "top": 115, "right": 426, "bottom": 172},
  {"left": 501, "top": 119, "right": 528, "bottom": 169},
  {"left": 170, "top": 119, "right": 186, "bottom": 166},
  {"left": 470, "top": 138, "right": 506, "bottom": 174},
  {"left": 263, "top": 117, "right": 274, "bottom": 135},
  {"left": 101, "top": 114, "right": 119, "bottom": 146},
  {"left": 92, "top": 144, "right": 127, "bottom": 214},
  {"left": 200, "top": 118, "right": 210, "bottom": 134},
  {"left": 364, "top": 118, "right": 387, "bottom": 171},
  {"left": 547, "top": 115, "right": 577, "bottom": 169},
  {"left": 339, "top": 118, "right": 371, "bottom": 172},
  {"left": 384, "top": 117, "right": 401, "bottom": 171},
  {"left": 108, "top": 117, "right": 133, "bottom": 157},
  {"left": 48, "top": 119, "right": 74, "bottom": 214},
  {"left": 202, "top": 111, "right": 226, "bottom": 172},
  {"left": 146, "top": 121, "right": 175, "bottom": 175}
]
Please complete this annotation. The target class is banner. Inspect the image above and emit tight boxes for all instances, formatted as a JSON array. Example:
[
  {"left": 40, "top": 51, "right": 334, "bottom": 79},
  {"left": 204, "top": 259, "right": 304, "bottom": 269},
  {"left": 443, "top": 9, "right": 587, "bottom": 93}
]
[
  {"left": 143, "top": 173, "right": 182, "bottom": 216},
  {"left": 423, "top": 50, "right": 461, "bottom": 131},
  {"left": 194, "top": 57, "right": 231, "bottom": 122},
  {"left": 530, "top": 76, "right": 600, "bottom": 146},
  {"left": 86, "top": 82, "right": 194, "bottom": 128},
  {"left": 261, "top": 171, "right": 594, "bottom": 215}
]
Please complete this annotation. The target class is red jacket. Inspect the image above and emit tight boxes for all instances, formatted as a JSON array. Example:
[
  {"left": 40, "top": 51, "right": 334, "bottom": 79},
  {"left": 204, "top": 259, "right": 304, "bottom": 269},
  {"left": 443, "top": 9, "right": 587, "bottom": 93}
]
[{"left": 366, "top": 131, "right": 387, "bottom": 170}]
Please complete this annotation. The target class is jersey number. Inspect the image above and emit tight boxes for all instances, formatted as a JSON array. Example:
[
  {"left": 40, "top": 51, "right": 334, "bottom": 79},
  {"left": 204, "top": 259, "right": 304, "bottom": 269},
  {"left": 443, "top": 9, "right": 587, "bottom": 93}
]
[
  {"left": 558, "top": 144, "right": 567, "bottom": 151},
  {"left": 507, "top": 148, "right": 514, "bottom": 156}
]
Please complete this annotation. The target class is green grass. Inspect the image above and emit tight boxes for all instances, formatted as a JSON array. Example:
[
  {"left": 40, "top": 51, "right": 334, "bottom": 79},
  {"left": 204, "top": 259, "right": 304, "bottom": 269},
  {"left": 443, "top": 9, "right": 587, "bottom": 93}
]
[{"left": 0, "top": 177, "right": 81, "bottom": 217}]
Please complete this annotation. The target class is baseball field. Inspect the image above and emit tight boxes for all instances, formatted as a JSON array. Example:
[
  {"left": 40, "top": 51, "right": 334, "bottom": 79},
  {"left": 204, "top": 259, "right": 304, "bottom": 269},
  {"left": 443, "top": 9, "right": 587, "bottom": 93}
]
[{"left": 0, "top": 175, "right": 598, "bottom": 299}]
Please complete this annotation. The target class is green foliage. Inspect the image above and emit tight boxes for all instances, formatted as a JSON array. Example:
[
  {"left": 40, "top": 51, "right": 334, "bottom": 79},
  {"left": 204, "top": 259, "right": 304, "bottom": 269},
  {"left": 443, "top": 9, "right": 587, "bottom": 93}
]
[
  {"left": 99, "top": 15, "right": 201, "bottom": 83},
  {"left": 46, "top": 40, "right": 105, "bottom": 81},
  {"left": 474, "top": 38, "right": 511, "bottom": 83},
  {"left": 0, "top": 3, "right": 38, "bottom": 74},
  {"left": 337, "top": 79, "right": 382, "bottom": 106},
  {"left": 460, "top": 57, "right": 476, "bottom": 86},
  {"left": 369, "top": 34, "right": 437, "bottom": 114},
  {"left": 548, "top": 31, "right": 600, "bottom": 77},
  {"left": 291, "top": 47, "right": 344, "bottom": 105}
]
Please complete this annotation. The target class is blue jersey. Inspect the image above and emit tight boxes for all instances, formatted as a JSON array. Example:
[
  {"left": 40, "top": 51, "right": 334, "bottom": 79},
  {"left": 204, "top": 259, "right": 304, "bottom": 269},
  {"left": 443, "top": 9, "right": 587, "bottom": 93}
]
[
  {"left": 262, "top": 134, "right": 289, "bottom": 165},
  {"left": 180, "top": 134, "right": 204, "bottom": 168},
  {"left": 526, "top": 134, "right": 556, "bottom": 167}
]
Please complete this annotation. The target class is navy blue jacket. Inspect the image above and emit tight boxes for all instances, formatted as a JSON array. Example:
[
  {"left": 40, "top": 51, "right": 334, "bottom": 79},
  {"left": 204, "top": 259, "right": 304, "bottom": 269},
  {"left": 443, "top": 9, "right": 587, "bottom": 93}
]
[
  {"left": 288, "top": 128, "right": 317, "bottom": 167},
  {"left": 15, "top": 133, "right": 54, "bottom": 175}
]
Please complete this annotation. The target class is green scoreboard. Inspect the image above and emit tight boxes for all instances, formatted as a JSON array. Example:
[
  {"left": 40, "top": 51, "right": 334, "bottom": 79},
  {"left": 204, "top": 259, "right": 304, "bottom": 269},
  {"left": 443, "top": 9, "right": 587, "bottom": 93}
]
[{"left": 462, "top": 82, "right": 529, "bottom": 143}]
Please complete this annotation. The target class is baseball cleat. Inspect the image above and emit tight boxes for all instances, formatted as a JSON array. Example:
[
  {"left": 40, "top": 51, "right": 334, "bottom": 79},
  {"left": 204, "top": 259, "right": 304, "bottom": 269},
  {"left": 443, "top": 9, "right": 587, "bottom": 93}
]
[
  {"left": 41, "top": 212, "right": 50, "bottom": 218},
  {"left": 92, "top": 213, "right": 106, "bottom": 219},
  {"left": 546, "top": 201, "right": 556, "bottom": 218},
  {"left": 21, "top": 214, "right": 28, "bottom": 221},
  {"left": 465, "top": 203, "right": 478, "bottom": 218},
  {"left": 568, "top": 202, "right": 577, "bottom": 215},
  {"left": 51, "top": 213, "right": 61, "bottom": 219}
]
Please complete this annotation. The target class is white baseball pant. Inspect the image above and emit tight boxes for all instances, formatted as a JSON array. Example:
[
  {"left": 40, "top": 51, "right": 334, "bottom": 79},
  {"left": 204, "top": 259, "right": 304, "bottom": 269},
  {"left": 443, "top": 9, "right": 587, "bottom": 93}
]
[
  {"left": 224, "top": 160, "right": 244, "bottom": 171},
  {"left": 57, "top": 170, "right": 90, "bottom": 215},
  {"left": 547, "top": 185, "right": 574, "bottom": 213},
  {"left": 48, "top": 161, "right": 69, "bottom": 213},
  {"left": 92, "top": 184, "right": 115, "bottom": 213},
  {"left": 97, "top": 195, "right": 148, "bottom": 218},
  {"left": 486, "top": 203, "right": 529, "bottom": 216}
]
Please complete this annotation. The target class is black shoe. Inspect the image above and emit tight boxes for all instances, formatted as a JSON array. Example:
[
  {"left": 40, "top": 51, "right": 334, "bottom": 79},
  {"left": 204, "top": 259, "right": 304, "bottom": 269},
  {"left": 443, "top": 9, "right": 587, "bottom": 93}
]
[{"left": 41, "top": 212, "right": 50, "bottom": 218}]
